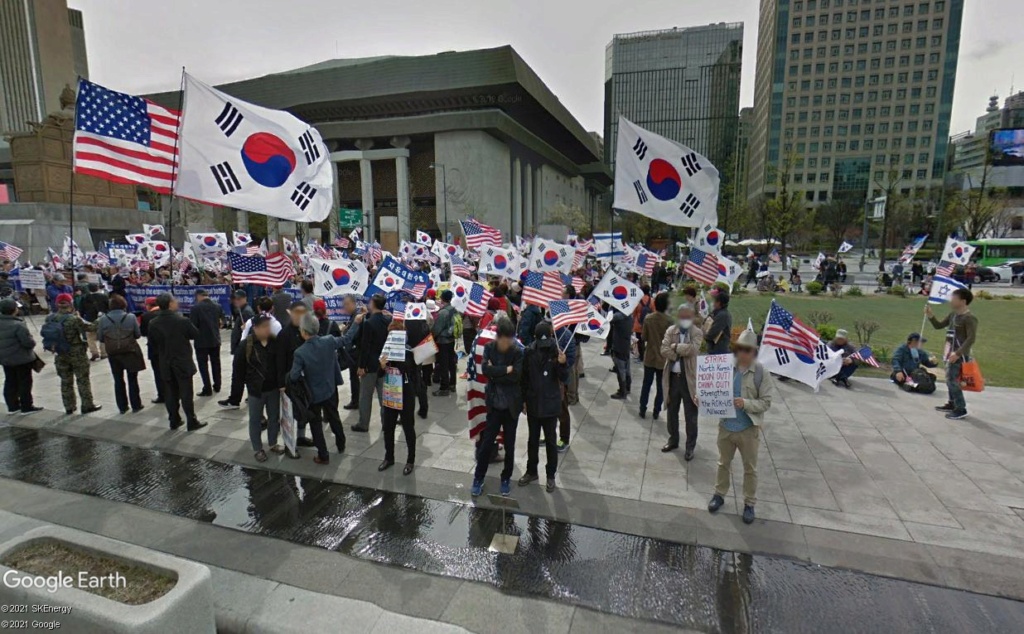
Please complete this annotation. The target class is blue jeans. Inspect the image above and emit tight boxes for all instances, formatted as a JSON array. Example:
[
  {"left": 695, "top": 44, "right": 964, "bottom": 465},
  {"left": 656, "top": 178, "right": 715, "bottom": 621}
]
[
  {"left": 836, "top": 363, "right": 857, "bottom": 381},
  {"left": 639, "top": 366, "right": 663, "bottom": 414},
  {"left": 946, "top": 360, "right": 966, "bottom": 412}
]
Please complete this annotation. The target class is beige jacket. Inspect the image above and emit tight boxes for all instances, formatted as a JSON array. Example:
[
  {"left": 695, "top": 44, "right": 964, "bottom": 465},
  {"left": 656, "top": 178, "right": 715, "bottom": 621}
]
[
  {"left": 660, "top": 324, "right": 704, "bottom": 398},
  {"left": 731, "top": 362, "right": 777, "bottom": 427}
]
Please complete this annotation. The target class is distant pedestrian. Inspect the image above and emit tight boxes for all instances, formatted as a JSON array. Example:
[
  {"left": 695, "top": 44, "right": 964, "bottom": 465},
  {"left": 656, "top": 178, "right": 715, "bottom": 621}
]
[
  {"left": 289, "top": 313, "right": 347, "bottom": 464},
  {"left": 608, "top": 303, "right": 633, "bottom": 399},
  {"left": 79, "top": 282, "right": 109, "bottom": 361}
]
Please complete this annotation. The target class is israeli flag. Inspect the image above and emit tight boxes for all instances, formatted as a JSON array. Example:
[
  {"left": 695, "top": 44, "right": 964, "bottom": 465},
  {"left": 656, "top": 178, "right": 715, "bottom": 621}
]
[{"left": 928, "top": 275, "right": 966, "bottom": 305}]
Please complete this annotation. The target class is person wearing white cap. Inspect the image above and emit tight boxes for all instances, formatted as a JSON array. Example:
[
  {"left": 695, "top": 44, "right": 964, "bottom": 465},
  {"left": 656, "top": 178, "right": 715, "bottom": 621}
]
[
  {"left": 707, "top": 328, "right": 776, "bottom": 525},
  {"left": 827, "top": 329, "right": 858, "bottom": 388}
]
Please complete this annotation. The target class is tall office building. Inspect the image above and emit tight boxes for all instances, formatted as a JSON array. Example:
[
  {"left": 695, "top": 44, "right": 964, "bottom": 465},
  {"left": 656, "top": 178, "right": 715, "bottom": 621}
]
[
  {"left": 603, "top": 23, "right": 743, "bottom": 178},
  {"left": 746, "top": 0, "right": 964, "bottom": 205},
  {"left": 0, "top": 0, "right": 85, "bottom": 135}
]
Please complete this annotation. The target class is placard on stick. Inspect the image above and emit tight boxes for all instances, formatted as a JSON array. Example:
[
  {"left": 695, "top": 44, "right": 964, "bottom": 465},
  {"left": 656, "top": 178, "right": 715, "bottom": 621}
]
[{"left": 696, "top": 354, "right": 736, "bottom": 419}]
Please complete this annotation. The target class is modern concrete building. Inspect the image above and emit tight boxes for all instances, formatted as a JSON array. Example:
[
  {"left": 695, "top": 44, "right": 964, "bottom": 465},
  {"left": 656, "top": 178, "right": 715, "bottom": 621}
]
[
  {"left": 603, "top": 23, "right": 743, "bottom": 178},
  {"left": 148, "top": 46, "right": 611, "bottom": 248},
  {"left": 948, "top": 92, "right": 1024, "bottom": 185},
  {"left": 746, "top": 0, "right": 964, "bottom": 205},
  {"left": 0, "top": 0, "right": 87, "bottom": 194},
  {"left": 733, "top": 106, "right": 754, "bottom": 215}
]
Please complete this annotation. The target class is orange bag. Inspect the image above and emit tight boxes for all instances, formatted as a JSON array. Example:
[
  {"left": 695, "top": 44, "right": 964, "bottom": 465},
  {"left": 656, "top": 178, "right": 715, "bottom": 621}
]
[{"left": 958, "top": 359, "right": 985, "bottom": 392}]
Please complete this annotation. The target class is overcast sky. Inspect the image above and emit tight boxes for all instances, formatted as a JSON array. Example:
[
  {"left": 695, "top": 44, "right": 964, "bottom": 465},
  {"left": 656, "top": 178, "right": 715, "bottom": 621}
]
[{"left": 71, "top": 0, "right": 1022, "bottom": 137}]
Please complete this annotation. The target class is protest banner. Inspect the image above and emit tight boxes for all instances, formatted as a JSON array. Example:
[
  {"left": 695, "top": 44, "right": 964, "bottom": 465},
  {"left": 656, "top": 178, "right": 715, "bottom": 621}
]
[
  {"left": 282, "top": 288, "right": 358, "bottom": 323},
  {"left": 18, "top": 269, "right": 46, "bottom": 290},
  {"left": 696, "top": 354, "right": 736, "bottom": 419},
  {"left": 124, "top": 284, "right": 232, "bottom": 314}
]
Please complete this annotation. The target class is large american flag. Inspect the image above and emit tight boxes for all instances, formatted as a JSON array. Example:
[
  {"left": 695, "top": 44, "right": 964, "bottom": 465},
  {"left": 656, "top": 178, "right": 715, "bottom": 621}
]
[
  {"left": 548, "top": 299, "right": 589, "bottom": 331},
  {"left": 851, "top": 346, "right": 881, "bottom": 368},
  {"left": 467, "top": 325, "right": 497, "bottom": 441},
  {"left": 72, "top": 79, "right": 180, "bottom": 193},
  {"left": 763, "top": 301, "right": 821, "bottom": 359},
  {"left": 522, "top": 270, "right": 563, "bottom": 307},
  {"left": 0, "top": 241, "right": 24, "bottom": 261},
  {"left": 228, "top": 252, "right": 294, "bottom": 286},
  {"left": 465, "top": 283, "right": 493, "bottom": 318},
  {"left": 684, "top": 248, "right": 719, "bottom": 286},
  {"left": 460, "top": 218, "right": 502, "bottom": 249}
]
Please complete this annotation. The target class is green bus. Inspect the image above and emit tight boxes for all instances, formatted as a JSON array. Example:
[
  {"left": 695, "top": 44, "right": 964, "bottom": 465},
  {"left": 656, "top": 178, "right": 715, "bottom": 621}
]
[{"left": 967, "top": 239, "right": 1024, "bottom": 266}]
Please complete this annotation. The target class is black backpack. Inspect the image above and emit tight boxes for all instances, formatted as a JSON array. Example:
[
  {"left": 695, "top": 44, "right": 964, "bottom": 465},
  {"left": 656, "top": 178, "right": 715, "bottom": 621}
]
[
  {"left": 909, "top": 368, "right": 937, "bottom": 394},
  {"left": 103, "top": 313, "right": 137, "bottom": 356}
]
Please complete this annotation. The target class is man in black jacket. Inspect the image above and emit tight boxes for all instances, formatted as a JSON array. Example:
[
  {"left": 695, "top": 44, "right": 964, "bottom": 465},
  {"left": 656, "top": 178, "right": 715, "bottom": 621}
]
[
  {"left": 139, "top": 297, "right": 164, "bottom": 403},
  {"left": 229, "top": 290, "right": 254, "bottom": 355},
  {"left": 148, "top": 293, "right": 206, "bottom": 431},
  {"left": 704, "top": 290, "right": 733, "bottom": 355},
  {"left": 518, "top": 322, "right": 567, "bottom": 492},
  {"left": 190, "top": 289, "right": 224, "bottom": 396},
  {"left": 471, "top": 320, "right": 523, "bottom": 498},
  {"left": 354, "top": 294, "right": 388, "bottom": 432},
  {"left": 609, "top": 304, "right": 633, "bottom": 400},
  {"left": 80, "top": 283, "right": 109, "bottom": 361}
]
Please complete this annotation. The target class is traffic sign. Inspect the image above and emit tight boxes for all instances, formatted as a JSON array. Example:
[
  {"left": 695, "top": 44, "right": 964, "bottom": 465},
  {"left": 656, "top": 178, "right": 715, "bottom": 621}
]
[{"left": 338, "top": 207, "right": 363, "bottom": 227}]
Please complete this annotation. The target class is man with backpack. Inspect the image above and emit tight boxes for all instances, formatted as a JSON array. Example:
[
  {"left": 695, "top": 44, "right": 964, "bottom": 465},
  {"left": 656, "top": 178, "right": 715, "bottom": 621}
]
[
  {"left": 430, "top": 290, "right": 458, "bottom": 397},
  {"left": 97, "top": 294, "right": 144, "bottom": 414},
  {"left": 891, "top": 332, "right": 938, "bottom": 393},
  {"left": 707, "top": 329, "right": 777, "bottom": 525},
  {"left": 43, "top": 293, "right": 101, "bottom": 415}
]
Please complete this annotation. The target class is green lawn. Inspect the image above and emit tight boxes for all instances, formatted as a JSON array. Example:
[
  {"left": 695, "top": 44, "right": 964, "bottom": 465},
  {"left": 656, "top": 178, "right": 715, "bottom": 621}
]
[{"left": 720, "top": 292, "right": 1024, "bottom": 388}]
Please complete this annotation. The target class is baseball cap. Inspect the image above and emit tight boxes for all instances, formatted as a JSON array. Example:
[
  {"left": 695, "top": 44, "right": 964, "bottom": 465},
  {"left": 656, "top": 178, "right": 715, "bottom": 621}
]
[
  {"left": 835, "top": 329, "right": 849, "bottom": 339},
  {"left": 907, "top": 332, "right": 926, "bottom": 342},
  {"left": 56, "top": 293, "right": 74, "bottom": 305}
]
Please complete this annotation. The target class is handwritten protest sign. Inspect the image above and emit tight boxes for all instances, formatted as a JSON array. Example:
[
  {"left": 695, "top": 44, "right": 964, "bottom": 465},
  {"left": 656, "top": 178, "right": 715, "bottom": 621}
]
[{"left": 696, "top": 354, "right": 736, "bottom": 419}]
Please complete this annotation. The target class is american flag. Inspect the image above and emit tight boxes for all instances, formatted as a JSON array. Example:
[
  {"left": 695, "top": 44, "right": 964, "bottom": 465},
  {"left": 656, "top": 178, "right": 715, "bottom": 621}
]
[
  {"left": 522, "top": 270, "right": 563, "bottom": 307},
  {"left": 465, "top": 283, "right": 493, "bottom": 318},
  {"left": 769, "top": 248, "right": 781, "bottom": 263},
  {"left": 936, "top": 260, "right": 955, "bottom": 277},
  {"left": 333, "top": 236, "right": 350, "bottom": 249},
  {"left": 72, "top": 79, "right": 180, "bottom": 193},
  {"left": 851, "top": 346, "right": 881, "bottom": 368},
  {"left": 467, "top": 326, "right": 497, "bottom": 441},
  {"left": 636, "top": 253, "right": 657, "bottom": 276},
  {"left": 460, "top": 218, "right": 502, "bottom": 249},
  {"left": 450, "top": 252, "right": 473, "bottom": 278},
  {"left": 0, "top": 241, "right": 24, "bottom": 261},
  {"left": 228, "top": 252, "right": 294, "bottom": 286},
  {"left": 390, "top": 301, "right": 407, "bottom": 323},
  {"left": 763, "top": 301, "right": 821, "bottom": 359},
  {"left": 684, "top": 248, "right": 719, "bottom": 286},
  {"left": 366, "top": 242, "right": 383, "bottom": 266},
  {"left": 548, "top": 299, "right": 589, "bottom": 331}
]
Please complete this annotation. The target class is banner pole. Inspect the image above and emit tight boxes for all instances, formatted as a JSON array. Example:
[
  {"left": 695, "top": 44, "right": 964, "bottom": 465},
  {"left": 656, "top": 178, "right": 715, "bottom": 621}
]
[{"left": 166, "top": 67, "right": 186, "bottom": 291}]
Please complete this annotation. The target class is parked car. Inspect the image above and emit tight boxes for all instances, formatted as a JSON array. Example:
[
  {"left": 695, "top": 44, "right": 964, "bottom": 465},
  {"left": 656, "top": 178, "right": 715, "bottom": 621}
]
[
  {"left": 953, "top": 265, "right": 1001, "bottom": 284},
  {"left": 989, "top": 263, "right": 1015, "bottom": 282}
]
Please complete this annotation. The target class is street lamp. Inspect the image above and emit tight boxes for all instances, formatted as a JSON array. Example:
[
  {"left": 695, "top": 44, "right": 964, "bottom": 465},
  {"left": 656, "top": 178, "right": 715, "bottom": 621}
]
[{"left": 430, "top": 162, "right": 447, "bottom": 239}]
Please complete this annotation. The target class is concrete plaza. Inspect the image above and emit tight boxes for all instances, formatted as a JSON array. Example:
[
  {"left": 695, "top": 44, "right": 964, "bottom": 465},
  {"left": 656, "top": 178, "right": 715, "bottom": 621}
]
[{"left": 4, "top": 324, "right": 1024, "bottom": 623}]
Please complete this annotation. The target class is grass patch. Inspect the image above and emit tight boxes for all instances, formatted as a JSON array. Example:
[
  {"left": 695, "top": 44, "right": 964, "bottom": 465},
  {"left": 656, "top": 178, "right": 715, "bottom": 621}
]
[
  {"left": 721, "top": 293, "right": 1024, "bottom": 388},
  {"left": 2, "top": 541, "right": 176, "bottom": 604}
]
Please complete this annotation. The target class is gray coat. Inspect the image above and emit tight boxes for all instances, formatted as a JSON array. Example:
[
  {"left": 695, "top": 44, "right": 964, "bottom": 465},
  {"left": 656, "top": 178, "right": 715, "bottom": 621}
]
[
  {"left": 289, "top": 335, "right": 345, "bottom": 404},
  {"left": 0, "top": 314, "right": 36, "bottom": 367}
]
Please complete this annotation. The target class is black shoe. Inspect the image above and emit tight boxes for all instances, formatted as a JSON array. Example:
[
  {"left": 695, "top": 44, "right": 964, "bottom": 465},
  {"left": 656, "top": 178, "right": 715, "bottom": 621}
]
[
  {"left": 131, "top": 407, "right": 144, "bottom": 414},
  {"left": 610, "top": 392, "right": 625, "bottom": 400},
  {"left": 432, "top": 389, "right": 450, "bottom": 397},
  {"left": 197, "top": 388, "right": 213, "bottom": 397},
  {"left": 65, "top": 409, "right": 75, "bottom": 416},
  {"left": 742, "top": 504, "right": 756, "bottom": 524},
  {"left": 20, "top": 406, "right": 43, "bottom": 415},
  {"left": 343, "top": 402, "right": 359, "bottom": 410},
  {"left": 652, "top": 411, "right": 660, "bottom": 421},
  {"left": 545, "top": 478, "right": 556, "bottom": 493},
  {"left": 170, "top": 420, "right": 184, "bottom": 430},
  {"left": 708, "top": 494, "right": 725, "bottom": 513},
  {"left": 638, "top": 408, "right": 646, "bottom": 419},
  {"left": 186, "top": 421, "right": 208, "bottom": 431},
  {"left": 296, "top": 437, "right": 315, "bottom": 447},
  {"left": 608, "top": 367, "right": 616, "bottom": 372},
  {"left": 336, "top": 442, "right": 346, "bottom": 454},
  {"left": 81, "top": 405, "right": 102, "bottom": 415},
  {"left": 945, "top": 410, "right": 968, "bottom": 420},
  {"left": 378, "top": 460, "right": 394, "bottom": 472},
  {"left": 518, "top": 473, "right": 538, "bottom": 487},
  {"left": 152, "top": 397, "right": 165, "bottom": 404},
  {"left": 119, "top": 409, "right": 128, "bottom": 415},
  {"left": 418, "top": 409, "right": 428, "bottom": 420},
  {"left": 403, "top": 463, "right": 414, "bottom": 476},
  {"left": 218, "top": 400, "right": 240, "bottom": 410},
  {"left": 578, "top": 373, "right": 586, "bottom": 378},
  {"left": 661, "top": 443, "right": 678, "bottom": 453},
  {"left": 350, "top": 425, "right": 369, "bottom": 433},
  {"left": 935, "top": 402, "right": 955, "bottom": 412},
  {"left": 841, "top": 378, "right": 852, "bottom": 389},
  {"left": 213, "top": 386, "right": 221, "bottom": 393},
  {"left": 684, "top": 448, "right": 695, "bottom": 461}
]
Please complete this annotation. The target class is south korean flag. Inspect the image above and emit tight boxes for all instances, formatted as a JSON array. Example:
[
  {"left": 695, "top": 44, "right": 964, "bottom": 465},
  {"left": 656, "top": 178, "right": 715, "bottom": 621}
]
[
  {"left": 590, "top": 270, "right": 642, "bottom": 316},
  {"left": 530, "top": 237, "right": 574, "bottom": 274},
  {"left": 311, "top": 257, "right": 368, "bottom": 296},
  {"left": 613, "top": 116, "right": 719, "bottom": 228},
  {"left": 175, "top": 73, "right": 334, "bottom": 223}
]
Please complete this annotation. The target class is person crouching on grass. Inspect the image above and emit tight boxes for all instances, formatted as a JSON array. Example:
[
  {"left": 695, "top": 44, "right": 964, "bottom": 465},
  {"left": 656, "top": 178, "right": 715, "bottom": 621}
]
[{"left": 707, "top": 329, "right": 776, "bottom": 525}]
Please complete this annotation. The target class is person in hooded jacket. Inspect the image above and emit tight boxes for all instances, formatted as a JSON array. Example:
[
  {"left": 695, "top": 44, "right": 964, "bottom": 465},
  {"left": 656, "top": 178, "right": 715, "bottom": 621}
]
[
  {"left": 236, "top": 315, "right": 288, "bottom": 462},
  {"left": 518, "top": 321, "right": 567, "bottom": 492},
  {"left": 404, "top": 313, "right": 432, "bottom": 419}
]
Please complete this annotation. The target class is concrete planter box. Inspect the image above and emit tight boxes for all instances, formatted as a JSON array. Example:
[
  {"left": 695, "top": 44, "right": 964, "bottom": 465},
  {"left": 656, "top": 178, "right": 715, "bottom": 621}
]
[{"left": 0, "top": 526, "right": 215, "bottom": 634}]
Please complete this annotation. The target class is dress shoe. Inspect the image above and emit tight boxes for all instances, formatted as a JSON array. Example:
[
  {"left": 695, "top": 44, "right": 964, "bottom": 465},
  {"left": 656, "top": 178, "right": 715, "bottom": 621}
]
[
  {"left": 296, "top": 437, "right": 316, "bottom": 447},
  {"left": 661, "top": 443, "right": 679, "bottom": 453},
  {"left": 131, "top": 407, "right": 144, "bottom": 413},
  {"left": 578, "top": 373, "right": 585, "bottom": 378},
  {"left": 518, "top": 473, "right": 538, "bottom": 487},
  {"left": 545, "top": 478, "right": 556, "bottom": 493},
  {"left": 378, "top": 460, "right": 394, "bottom": 472},
  {"left": 197, "top": 388, "right": 213, "bottom": 397},
  {"left": 684, "top": 448, "right": 695, "bottom": 461},
  {"left": 64, "top": 409, "right": 75, "bottom": 416},
  {"left": 418, "top": 409, "right": 428, "bottom": 419},
  {"left": 638, "top": 408, "right": 646, "bottom": 419},
  {"left": 610, "top": 392, "right": 626, "bottom": 400},
  {"left": 742, "top": 504, "right": 756, "bottom": 524},
  {"left": 708, "top": 494, "right": 725, "bottom": 513},
  {"left": 152, "top": 398, "right": 165, "bottom": 404},
  {"left": 313, "top": 456, "right": 329, "bottom": 465},
  {"left": 336, "top": 443, "right": 346, "bottom": 454},
  {"left": 343, "top": 402, "right": 358, "bottom": 410},
  {"left": 170, "top": 420, "right": 184, "bottom": 430},
  {"left": 20, "top": 406, "right": 43, "bottom": 415},
  {"left": 81, "top": 405, "right": 102, "bottom": 415},
  {"left": 652, "top": 411, "right": 660, "bottom": 421},
  {"left": 403, "top": 463, "right": 414, "bottom": 476},
  {"left": 119, "top": 409, "right": 128, "bottom": 415},
  {"left": 350, "top": 425, "right": 369, "bottom": 433},
  {"left": 186, "top": 421, "right": 208, "bottom": 431}
]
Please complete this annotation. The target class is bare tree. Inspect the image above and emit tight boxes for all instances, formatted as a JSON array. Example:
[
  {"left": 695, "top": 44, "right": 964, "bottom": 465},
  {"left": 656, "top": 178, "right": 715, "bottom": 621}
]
[
  {"left": 763, "top": 153, "right": 812, "bottom": 262},
  {"left": 816, "top": 198, "right": 862, "bottom": 245},
  {"left": 946, "top": 162, "right": 1008, "bottom": 239}
]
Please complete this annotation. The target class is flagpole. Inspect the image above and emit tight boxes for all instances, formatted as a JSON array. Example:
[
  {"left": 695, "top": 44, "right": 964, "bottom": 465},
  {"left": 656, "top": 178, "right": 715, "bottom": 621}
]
[
  {"left": 68, "top": 171, "right": 75, "bottom": 272},
  {"left": 166, "top": 67, "right": 186, "bottom": 291}
]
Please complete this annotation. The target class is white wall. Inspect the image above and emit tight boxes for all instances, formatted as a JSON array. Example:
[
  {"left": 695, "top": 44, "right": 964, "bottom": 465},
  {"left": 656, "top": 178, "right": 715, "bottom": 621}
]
[
  {"left": 433, "top": 131, "right": 512, "bottom": 238},
  {"left": 538, "top": 164, "right": 586, "bottom": 220}
]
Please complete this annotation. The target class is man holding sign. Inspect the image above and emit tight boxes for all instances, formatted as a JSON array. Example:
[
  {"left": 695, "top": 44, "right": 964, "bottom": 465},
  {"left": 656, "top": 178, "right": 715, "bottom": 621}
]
[{"left": 707, "top": 330, "right": 776, "bottom": 525}]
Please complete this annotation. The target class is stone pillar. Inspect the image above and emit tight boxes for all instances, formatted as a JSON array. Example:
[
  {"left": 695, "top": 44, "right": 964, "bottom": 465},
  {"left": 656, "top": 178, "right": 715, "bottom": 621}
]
[
  {"left": 523, "top": 163, "right": 533, "bottom": 235},
  {"left": 267, "top": 217, "right": 281, "bottom": 252},
  {"left": 236, "top": 209, "right": 249, "bottom": 233},
  {"left": 327, "top": 140, "right": 342, "bottom": 244},
  {"left": 355, "top": 139, "right": 375, "bottom": 242},
  {"left": 512, "top": 157, "right": 522, "bottom": 238},
  {"left": 533, "top": 165, "right": 543, "bottom": 229},
  {"left": 391, "top": 136, "right": 411, "bottom": 243}
]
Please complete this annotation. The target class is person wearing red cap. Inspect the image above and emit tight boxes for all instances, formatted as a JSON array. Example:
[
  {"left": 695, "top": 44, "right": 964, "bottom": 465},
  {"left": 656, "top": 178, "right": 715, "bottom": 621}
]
[{"left": 44, "top": 293, "right": 101, "bottom": 415}]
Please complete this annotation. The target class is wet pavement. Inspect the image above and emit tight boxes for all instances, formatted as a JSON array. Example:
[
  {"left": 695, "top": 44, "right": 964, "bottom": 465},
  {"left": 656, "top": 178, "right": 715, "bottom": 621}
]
[{"left": 0, "top": 426, "right": 1021, "bottom": 633}]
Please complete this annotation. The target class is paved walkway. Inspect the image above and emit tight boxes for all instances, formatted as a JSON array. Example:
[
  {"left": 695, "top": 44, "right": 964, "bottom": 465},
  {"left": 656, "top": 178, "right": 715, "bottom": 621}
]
[{"left": 9, "top": 321, "right": 1024, "bottom": 598}]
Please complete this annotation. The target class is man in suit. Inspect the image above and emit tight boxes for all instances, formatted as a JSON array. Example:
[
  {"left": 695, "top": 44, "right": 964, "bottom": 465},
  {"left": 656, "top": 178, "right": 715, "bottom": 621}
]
[
  {"left": 148, "top": 293, "right": 206, "bottom": 431},
  {"left": 353, "top": 294, "right": 388, "bottom": 432},
  {"left": 139, "top": 297, "right": 165, "bottom": 403},
  {"left": 189, "top": 289, "right": 224, "bottom": 396}
]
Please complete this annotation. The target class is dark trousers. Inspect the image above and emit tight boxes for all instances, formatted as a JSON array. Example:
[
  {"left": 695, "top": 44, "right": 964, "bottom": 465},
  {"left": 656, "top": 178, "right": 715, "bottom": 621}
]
[
  {"left": 612, "top": 353, "right": 631, "bottom": 395},
  {"left": 347, "top": 366, "right": 360, "bottom": 405},
  {"left": 309, "top": 391, "right": 345, "bottom": 460},
  {"left": 420, "top": 364, "right": 432, "bottom": 388},
  {"left": 227, "top": 352, "right": 245, "bottom": 405},
  {"left": 2, "top": 363, "right": 34, "bottom": 412},
  {"left": 382, "top": 398, "right": 416, "bottom": 464},
  {"left": 526, "top": 416, "right": 558, "bottom": 478},
  {"left": 558, "top": 383, "right": 571, "bottom": 443},
  {"left": 635, "top": 332, "right": 645, "bottom": 359},
  {"left": 150, "top": 355, "right": 164, "bottom": 400},
  {"left": 196, "top": 346, "right": 221, "bottom": 391},
  {"left": 415, "top": 368, "right": 428, "bottom": 415},
  {"left": 639, "top": 366, "right": 664, "bottom": 415},
  {"left": 474, "top": 408, "right": 518, "bottom": 481},
  {"left": 108, "top": 356, "right": 142, "bottom": 413},
  {"left": 463, "top": 328, "right": 477, "bottom": 370},
  {"left": 835, "top": 363, "right": 857, "bottom": 381},
  {"left": 666, "top": 372, "right": 699, "bottom": 450},
  {"left": 163, "top": 367, "right": 197, "bottom": 427},
  {"left": 437, "top": 341, "right": 456, "bottom": 390}
]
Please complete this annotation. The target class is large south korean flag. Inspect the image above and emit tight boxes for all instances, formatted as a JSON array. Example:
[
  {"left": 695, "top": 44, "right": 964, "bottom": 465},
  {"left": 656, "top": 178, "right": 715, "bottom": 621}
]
[
  {"left": 613, "top": 116, "right": 719, "bottom": 227},
  {"left": 176, "top": 74, "right": 334, "bottom": 223}
]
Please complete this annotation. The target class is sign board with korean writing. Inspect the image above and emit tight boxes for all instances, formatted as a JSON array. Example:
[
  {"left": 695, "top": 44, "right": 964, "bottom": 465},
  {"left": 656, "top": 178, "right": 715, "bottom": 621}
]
[{"left": 696, "top": 354, "right": 736, "bottom": 419}]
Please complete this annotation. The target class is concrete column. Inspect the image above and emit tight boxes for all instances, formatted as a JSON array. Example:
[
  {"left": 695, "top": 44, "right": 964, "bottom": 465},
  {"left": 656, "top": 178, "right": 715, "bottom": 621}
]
[
  {"left": 267, "top": 217, "right": 281, "bottom": 252},
  {"left": 391, "top": 136, "right": 411, "bottom": 243},
  {"left": 512, "top": 157, "right": 522, "bottom": 238},
  {"left": 235, "top": 209, "right": 248, "bottom": 233},
  {"left": 523, "top": 163, "right": 533, "bottom": 235},
  {"left": 533, "top": 165, "right": 543, "bottom": 228},
  {"left": 355, "top": 139, "right": 375, "bottom": 242}
]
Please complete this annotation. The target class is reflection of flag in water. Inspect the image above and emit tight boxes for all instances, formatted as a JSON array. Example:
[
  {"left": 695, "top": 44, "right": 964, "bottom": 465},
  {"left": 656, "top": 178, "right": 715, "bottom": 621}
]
[{"left": 851, "top": 346, "right": 880, "bottom": 368}]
